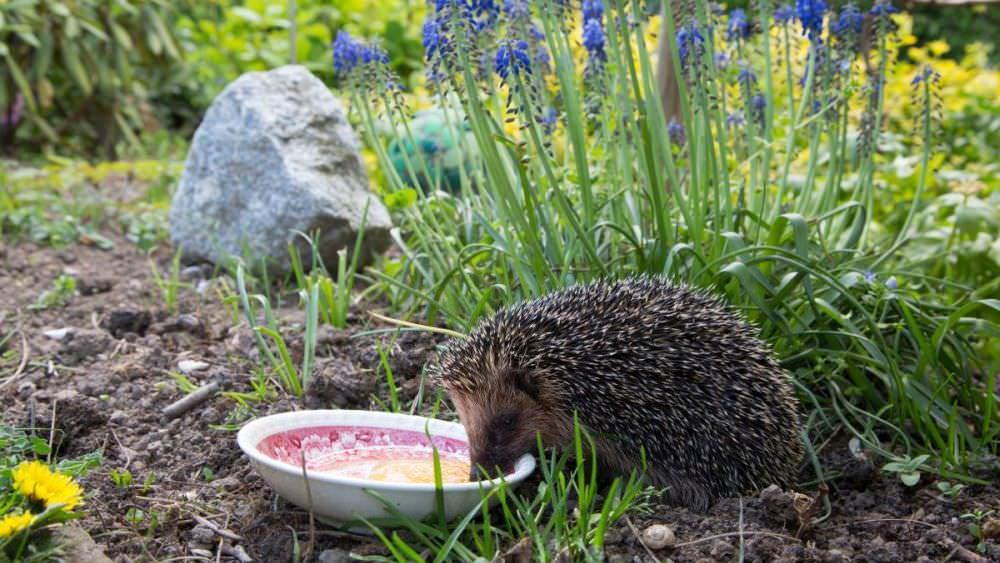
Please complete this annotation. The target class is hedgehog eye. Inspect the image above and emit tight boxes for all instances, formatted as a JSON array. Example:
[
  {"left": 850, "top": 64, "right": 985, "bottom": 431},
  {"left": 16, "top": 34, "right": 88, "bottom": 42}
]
[{"left": 495, "top": 412, "right": 519, "bottom": 431}]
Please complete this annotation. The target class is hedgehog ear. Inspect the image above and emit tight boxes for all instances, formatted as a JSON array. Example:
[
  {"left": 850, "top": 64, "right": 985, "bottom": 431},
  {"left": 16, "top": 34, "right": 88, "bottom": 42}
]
[{"left": 508, "top": 367, "right": 540, "bottom": 401}]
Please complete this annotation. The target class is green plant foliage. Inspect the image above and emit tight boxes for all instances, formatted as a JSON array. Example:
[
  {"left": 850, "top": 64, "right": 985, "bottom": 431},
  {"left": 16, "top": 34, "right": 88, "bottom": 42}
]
[
  {"left": 339, "top": 0, "right": 998, "bottom": 479},
  {"left": 0, "top": 0, "right": 185, "bottom": 157},
  {"left": 174, "top": 0, "right": 426, "bottom": 108},
  {"left": 0, "top": 159, "right": 178, "bottom": 249}
]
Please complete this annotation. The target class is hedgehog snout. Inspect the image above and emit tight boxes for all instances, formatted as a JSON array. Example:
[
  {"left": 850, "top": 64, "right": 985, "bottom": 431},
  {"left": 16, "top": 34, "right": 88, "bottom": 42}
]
[{"left": 468, "top": 446, "right": 517, "bottom": 481}]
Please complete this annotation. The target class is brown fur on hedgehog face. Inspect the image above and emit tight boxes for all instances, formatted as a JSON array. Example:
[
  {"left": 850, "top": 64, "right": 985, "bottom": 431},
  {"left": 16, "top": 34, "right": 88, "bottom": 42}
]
[{"left": 449, "top": 367, "right": 573, "bottom": 480}]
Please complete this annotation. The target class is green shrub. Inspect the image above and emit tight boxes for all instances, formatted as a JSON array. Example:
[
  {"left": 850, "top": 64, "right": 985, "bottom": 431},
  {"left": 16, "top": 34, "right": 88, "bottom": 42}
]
[{"left": 0, "top": 0, "right": 185, "bottom": 157}]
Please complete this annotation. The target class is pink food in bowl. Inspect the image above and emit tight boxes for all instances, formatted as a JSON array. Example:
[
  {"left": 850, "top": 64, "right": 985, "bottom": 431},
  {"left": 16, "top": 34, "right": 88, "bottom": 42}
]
[{"left": 257, "top": 425, "right": 472, "bottom": 484}]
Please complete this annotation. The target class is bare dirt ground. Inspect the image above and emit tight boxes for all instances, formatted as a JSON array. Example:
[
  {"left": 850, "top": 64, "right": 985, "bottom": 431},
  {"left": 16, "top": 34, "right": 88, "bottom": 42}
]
[{"left": 2, "top": 226, "right": 998, "bottom": 562}]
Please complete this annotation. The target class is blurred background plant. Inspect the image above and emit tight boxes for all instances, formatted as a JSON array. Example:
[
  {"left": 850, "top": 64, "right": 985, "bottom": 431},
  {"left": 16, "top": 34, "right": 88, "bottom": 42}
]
[
  {"left": 0, "top": 0, "right": 426, "bottom": 160},
  {"left": 0, "top": 0, "right": 183, "bottom": 158}
]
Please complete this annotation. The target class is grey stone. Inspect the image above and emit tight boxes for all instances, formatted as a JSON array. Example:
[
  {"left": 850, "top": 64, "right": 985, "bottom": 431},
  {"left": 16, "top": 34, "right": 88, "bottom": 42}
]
[
  {"left": 169, "top": 65, "right": 391, "bottom": 274},
  {"left": 51, "top": 525, "right": 113, "bottom": 563},
  {"left": 317, "top": 548, "right": 353, "bottom": 563}
]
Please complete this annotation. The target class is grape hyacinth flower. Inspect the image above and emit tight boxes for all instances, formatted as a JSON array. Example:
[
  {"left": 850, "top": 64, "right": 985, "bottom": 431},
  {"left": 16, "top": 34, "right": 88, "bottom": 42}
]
[
  {"left": 830, "top": 3, "right": 864, "bottom": 43},
  {"left": 541, "top": 107, "right": 558, "bottom": 135},
  {"left": 332, "top": 31, "right": 362, "bottom": 78},
  {"left": 360, "top": 43, "right": 390, "bottom": 66},
  {"left": 714, "top": 52, "right": 730, "bottom": 70},
  {"left": 726, "top": 9, "right": 751, "bottom": 42},
  {"left": 495, "top": 39, "right": 532, "bottom": 81},
  {"left": 668, "top": 118, "right": 686, "bottom": 146},
  {"left": 472, "top": 0, "right": 500, "bottom": 32},
  {"left": 503, "top": 0, "right": 530, "bottom": 19},
  {"left": 795, "top": 0, "right": 828, "bottom": 41},
  {"left": 423, "top": 17, "right": 448, "bottom": 62},
  {"left": 526, "top": 24, "right": 551, "bottom": 74},
  {"left": 869, "top": 1, "right": 898, "bottom": 17},
  {"left": 738, "top": 66, "right": 757, "bottom": 87},
  {"left": 750, "top": 93, "right": 767, "bottom": 126},
  {"left": 676, "top": 25, "right": 705, "bottom": 74},
  {"left": 911, "top": 65, "right": 940, "bottom": 87},
  {"left": 774, "top": 5, "right": 796, "bottom": 25},
  {"left": 582, "top": 18, "right": 607, "bottom": 63},
  {"left": 863, "top": 271, "right": 876, "bottom": 283},
  {"left": 582, "top": 0, "right": 604, "bottom": 23},
  {"left": 726, "top": 111, "right": 746, "bottom": 129}
]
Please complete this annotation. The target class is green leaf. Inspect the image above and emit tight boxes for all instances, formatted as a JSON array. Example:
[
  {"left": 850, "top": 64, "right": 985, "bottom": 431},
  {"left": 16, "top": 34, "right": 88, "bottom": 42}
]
[
  {"left": 901, "top": 472, "right": 921, "bottom": 487},
  {"left": 60, "top": 45, "right": 92, "bottom": 95},
  {"left": 2, "top": 52, "right": 37, "bottom": 111}
]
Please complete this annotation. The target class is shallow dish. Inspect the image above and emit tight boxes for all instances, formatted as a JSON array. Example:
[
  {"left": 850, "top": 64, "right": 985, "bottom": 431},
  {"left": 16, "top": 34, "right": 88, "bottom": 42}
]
[{"left": 237, "top": 410, "right": 535, "bottom": 528}]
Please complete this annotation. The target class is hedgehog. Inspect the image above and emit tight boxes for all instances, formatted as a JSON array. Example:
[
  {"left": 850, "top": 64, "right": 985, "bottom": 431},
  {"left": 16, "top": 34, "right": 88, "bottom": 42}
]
[{"left": 430, "top": 276, "right": 804, "bottom": 510}]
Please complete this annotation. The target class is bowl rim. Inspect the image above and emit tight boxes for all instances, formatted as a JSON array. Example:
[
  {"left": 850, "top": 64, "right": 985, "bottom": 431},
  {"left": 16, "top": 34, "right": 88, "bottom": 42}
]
[{"left": 236, "top": 409, "right": 536, "bottom": 492}]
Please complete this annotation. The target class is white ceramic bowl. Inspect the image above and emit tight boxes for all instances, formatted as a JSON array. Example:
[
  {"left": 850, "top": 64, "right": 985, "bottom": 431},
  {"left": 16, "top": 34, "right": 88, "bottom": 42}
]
[{"left": 237, "top": 410, "right": 535, "bottom": 528}]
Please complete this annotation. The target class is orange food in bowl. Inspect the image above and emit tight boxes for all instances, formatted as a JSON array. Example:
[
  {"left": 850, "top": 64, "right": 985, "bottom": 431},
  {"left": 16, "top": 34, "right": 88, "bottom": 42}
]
[{"left": 367, "top": 457, "right": 470, "bottom": 484}]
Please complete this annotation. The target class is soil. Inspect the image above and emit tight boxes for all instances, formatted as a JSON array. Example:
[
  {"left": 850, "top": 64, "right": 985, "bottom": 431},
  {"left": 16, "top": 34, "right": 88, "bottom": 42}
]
[{"left": 2, "top": 222, "right": 998, "bottom": 562}]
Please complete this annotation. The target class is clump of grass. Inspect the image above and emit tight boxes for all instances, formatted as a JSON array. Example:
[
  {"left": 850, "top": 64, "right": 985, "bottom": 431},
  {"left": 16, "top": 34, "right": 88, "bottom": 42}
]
[
  {"left": 354, "top": 418, "right": 653, "bottom": 561},
  {"left": 148, "top": 248, "right": 189, "bottom": 314},
  {"left": 288, "top": 203, "right": 372, "bottom": 329},
  {"left": 233, "top": 262, "right": 317, "bottom": 398}
]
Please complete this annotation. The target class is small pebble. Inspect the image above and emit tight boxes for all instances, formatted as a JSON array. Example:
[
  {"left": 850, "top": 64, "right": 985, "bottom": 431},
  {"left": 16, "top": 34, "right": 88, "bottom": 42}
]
[
  {"left": 189, "top": 525, "right": 214, "bottom": 544},
  {"left": 178, "top": 360, "right": 209, "bottom": 374},
  {"left": 826, "top": 549, "right": 848, "bottom": 563},
  {"left": 180, "top": 265, "right": 207, "bottom": 281},
  {"left": 983, "top": 517, "right": 1000, "bottom": 539},
  {"left": 641, "top": 524, "right": 676, "bottom": 550},
  {"left": 176, "top": 314, "right": 201, "bottom": 332},
  {"left": 43, "top": 328, "right": 72, "bottom": 340}
]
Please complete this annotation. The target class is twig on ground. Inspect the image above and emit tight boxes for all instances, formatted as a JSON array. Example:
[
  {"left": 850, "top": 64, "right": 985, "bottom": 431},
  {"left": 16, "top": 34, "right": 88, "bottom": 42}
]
[
  {"left": 0, "top": 327, "right": 30, "bottom": 391},
  {"left": 47, "top": 400, "right": 58, "bottom": 464},
  {"left": 163, "top": 381, "right": 220, "bottom": 419},
  {"left": 829, "top": 517, "right": 939, "bottom": 530},
  {"left": 220, "top": 544, "right": 252, "bottom": 562},
  {"left": 674, "top": 530, "right": 801, "bottom": 548},
  {"left": 110, "top": 429, "right": 134, "bottom": 470},
  {"left": 943, "top": 538, "right": 989, "bottom": 563},
  {"left": 193, "top": 515, "right": 244, "bottom": 542}
]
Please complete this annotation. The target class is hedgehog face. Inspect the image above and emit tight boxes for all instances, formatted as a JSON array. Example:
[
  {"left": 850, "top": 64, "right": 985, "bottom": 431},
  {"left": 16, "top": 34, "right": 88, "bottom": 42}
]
[{"left": 449, "top": 367, "right": 565, "bottom": 481}]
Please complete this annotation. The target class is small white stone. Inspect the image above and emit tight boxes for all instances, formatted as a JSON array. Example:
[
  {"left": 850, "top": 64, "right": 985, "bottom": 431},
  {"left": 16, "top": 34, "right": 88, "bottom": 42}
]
[
  {"left": 178, "top": 360, "right": 209, "bottom": 374},
  {"left": 43, "top": 328, "right": 71, "bottom": 340},
  {"left": 641, "top": 524, "right": 676, "bottom": 550},
  {"left": 196, "top": 279, "right": 210, "bottom": 295}
]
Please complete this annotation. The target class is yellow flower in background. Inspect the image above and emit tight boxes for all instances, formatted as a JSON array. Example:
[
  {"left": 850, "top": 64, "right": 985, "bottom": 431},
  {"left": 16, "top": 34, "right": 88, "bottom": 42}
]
[
  {"left": 12, "top": 461, "right": 83, "bottom": 511},
  {"left": 927, "top": 40, "right": 950, "bottom": 57},
  {"left": 0, "top": 511, "right": 35, "bottom": 539}
]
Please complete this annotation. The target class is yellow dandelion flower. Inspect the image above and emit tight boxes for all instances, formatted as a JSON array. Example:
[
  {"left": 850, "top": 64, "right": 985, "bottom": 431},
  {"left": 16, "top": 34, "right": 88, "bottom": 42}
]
[
  {"left": 12, "top": 461, "right": 84, "bottom": 511},
  {"left": 0, "top": 511, "right": 35, "bottom": 539}
]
